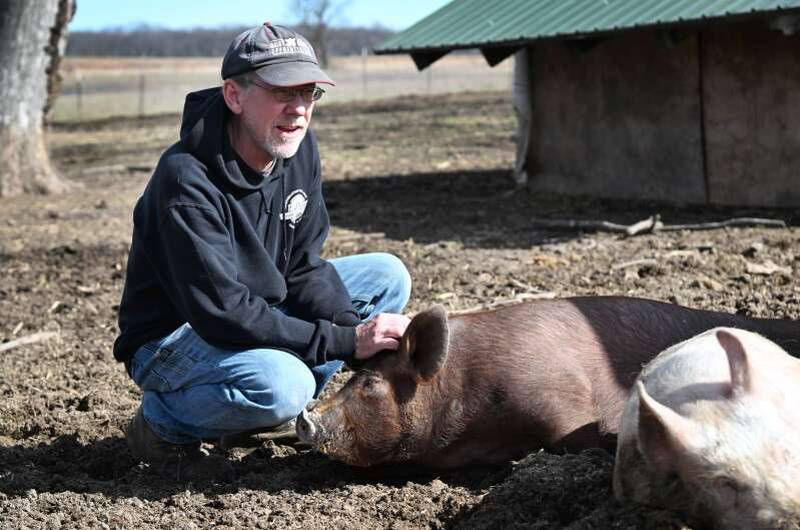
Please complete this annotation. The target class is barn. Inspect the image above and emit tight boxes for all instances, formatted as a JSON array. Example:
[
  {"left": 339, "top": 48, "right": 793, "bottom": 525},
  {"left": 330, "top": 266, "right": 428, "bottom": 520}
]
[{"left": 375, "top": 0, "right": 800, "bottom": 207}]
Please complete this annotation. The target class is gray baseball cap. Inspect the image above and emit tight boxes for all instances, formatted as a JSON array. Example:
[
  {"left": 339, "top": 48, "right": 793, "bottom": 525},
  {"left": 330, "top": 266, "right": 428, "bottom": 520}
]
[{"left": 221, "top": 22, "right": 335, "bottom": 86}]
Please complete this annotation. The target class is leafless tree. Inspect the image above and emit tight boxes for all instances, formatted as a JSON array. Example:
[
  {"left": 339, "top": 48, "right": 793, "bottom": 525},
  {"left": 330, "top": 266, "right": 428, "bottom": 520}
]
[
  {"left": 0, "top": 0, "right": 75, "bottom": 197},
  {"left": 292, "top": 0, "right": 350, "bottom": 67}
]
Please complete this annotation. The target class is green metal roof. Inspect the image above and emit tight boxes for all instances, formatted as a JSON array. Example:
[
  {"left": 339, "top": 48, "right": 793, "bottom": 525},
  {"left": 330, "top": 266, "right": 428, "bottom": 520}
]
[{"left": 376, "top": 0, "right": 800, "bottom": 57}]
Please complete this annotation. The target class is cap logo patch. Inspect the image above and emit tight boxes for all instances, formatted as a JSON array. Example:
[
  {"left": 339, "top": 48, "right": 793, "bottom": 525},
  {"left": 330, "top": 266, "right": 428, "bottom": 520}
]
[{"left": 266, "top": 38, "right": 315, "bottom": 59}]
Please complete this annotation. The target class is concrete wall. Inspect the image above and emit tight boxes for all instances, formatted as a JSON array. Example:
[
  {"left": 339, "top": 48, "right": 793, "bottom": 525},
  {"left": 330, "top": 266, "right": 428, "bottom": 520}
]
[{"left": 526, "top": 20, "right": 800, "bottom": 206}]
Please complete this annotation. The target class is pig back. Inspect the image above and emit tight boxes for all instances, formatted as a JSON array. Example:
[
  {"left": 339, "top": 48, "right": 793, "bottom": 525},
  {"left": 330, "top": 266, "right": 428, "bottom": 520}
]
[
  {"left": 443, "top": 299, "right": 647, "bottom": 453},
  {"left": 445, "top": 295, "right": 800, "bottom": 453}
]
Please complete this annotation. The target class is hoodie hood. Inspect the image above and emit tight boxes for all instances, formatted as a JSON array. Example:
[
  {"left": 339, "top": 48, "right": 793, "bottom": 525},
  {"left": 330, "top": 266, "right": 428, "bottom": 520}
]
[{"left": 179, "top": 87, "right": 283, "bottom": 192}]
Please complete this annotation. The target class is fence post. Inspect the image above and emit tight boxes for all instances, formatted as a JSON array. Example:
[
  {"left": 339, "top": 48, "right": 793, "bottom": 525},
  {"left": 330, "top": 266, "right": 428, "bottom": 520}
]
[
  {"left": 138, "top": 73, "right": 146, "bottom": 118},
  {"left": 426, "top": 66, "right": 432, "bottom": 95},
  {"left": 75, "top": 72, "right": 83, "bottom": 121},
  {"left": 361, "top": 46, "right": 368, "bottom": 100}
]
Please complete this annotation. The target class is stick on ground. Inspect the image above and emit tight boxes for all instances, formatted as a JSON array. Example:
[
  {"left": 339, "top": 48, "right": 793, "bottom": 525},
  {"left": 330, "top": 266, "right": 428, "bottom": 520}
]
[
  {"left": 531, "top": 215, "right": 786, "bottom": 236},
  {"left": 0, "top": 331, "right": 59, "bottom": 354}
]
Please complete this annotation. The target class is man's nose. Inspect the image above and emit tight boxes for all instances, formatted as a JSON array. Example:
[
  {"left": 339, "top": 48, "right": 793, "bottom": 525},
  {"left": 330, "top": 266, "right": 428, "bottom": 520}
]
[{"left": 283, "top": 95, "right": 309, "bottom": 114}]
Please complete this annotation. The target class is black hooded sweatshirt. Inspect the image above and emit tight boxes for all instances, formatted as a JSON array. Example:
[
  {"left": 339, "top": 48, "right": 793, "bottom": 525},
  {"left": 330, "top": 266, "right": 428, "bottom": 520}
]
[{"left": 113, "top": 87, "right": 359, "bottom": 370}]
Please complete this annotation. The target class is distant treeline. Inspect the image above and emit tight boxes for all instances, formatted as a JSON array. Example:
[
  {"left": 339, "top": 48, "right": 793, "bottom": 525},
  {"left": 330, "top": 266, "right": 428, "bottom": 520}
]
[{"left": 66, "top": 24, "right": 395, "bottom": 57}]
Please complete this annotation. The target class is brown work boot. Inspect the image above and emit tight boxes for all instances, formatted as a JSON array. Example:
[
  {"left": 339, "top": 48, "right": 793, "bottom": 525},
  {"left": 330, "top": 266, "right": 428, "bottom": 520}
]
[
  {"left": 126, "top": 407, "right": 235, "bottom": 483},
  {"left": 216, "top": 418, "right": 298, "bottom": 452}
]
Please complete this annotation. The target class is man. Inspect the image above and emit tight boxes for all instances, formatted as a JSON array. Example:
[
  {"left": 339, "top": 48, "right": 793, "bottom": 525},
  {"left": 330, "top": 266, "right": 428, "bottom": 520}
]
[{"left": 114, "top": 22, "right": 412, "bottom": 482}]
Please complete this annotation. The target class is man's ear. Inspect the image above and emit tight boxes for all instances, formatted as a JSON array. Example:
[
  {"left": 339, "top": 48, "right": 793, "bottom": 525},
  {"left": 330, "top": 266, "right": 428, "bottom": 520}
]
[{"left": 222, "top": 79, "right": 245, "bottom": 115}]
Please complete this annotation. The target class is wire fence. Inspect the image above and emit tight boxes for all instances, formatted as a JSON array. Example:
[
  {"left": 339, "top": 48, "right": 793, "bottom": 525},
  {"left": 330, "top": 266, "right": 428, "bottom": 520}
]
[{"left": 52, "top": 53, "right": 513, "bottom": 122}]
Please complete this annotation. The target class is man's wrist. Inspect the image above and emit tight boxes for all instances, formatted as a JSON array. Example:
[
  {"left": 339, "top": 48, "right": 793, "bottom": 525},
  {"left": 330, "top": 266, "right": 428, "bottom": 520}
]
[
  {"left": 331, "top": 323, "right": 358, "bottom": 360},
  {"left": 332, "top": 309, "right": 361, "bottom": 327}
]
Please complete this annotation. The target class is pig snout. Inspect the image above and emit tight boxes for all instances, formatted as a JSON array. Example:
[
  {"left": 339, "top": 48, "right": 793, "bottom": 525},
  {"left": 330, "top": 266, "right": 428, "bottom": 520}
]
[
  {"left": 296, "top": 405, "right": 363, "bottom": 466},
  {"left": 296, "top": 408, "right": 319, "bottom": 445}
]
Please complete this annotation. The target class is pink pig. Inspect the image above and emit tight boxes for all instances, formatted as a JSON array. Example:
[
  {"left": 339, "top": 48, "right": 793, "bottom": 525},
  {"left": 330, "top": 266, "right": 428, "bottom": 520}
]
[{"left": 613, "top": 327, "right": 800, "bottom": 529}]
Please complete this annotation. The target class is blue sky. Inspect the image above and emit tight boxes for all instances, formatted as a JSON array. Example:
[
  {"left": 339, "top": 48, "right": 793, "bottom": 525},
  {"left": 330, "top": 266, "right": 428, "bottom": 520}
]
[{"left": 71, "top": 0, "right": 453, "bottom": 31}]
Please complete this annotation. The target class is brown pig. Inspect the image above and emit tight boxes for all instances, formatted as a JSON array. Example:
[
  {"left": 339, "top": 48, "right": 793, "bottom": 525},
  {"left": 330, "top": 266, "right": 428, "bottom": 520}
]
[
  {"left": 296, "top": 296, "right": 800, "bottom": 469},
  {"left": 613, "top": 328, "right": 800, "bottom": 529}
]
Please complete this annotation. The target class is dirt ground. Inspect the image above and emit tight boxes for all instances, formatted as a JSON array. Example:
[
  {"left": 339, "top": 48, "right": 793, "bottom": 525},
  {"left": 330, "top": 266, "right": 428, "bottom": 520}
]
[{"left": 1, "top": 91, "right": 798, "bottom": 529}]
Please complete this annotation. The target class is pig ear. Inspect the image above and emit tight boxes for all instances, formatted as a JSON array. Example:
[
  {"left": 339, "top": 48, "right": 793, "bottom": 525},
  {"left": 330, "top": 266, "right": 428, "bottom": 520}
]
[
  {"left": 399, "top": 304, "right": 450, "bottom": 380},
  {"left": 715, "top": 329, "right": 752, "bottom": 396},
  {"left": 636, "top": 381, "right": 701, "bottom": 474}
]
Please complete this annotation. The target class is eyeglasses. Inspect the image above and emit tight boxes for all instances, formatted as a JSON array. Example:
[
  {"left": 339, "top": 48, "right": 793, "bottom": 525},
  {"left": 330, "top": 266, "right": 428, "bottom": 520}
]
[{"left": 250, "top": 80, "right": 325, "bottom": 103}]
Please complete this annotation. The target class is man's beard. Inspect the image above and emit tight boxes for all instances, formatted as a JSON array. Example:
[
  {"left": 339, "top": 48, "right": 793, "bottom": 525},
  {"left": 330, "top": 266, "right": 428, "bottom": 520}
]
[
  {"left": 242, "top": 113, "right": 308, "bottom": 160},
  {"left": 263, "top": 129, "right": 306, "bottom": 159}
]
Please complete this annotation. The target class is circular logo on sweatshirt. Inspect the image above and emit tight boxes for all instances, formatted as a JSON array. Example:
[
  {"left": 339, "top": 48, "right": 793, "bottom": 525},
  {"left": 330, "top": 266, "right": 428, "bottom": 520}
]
[{"left": 281, "top": 189, "right": 308, "bottom": 227}]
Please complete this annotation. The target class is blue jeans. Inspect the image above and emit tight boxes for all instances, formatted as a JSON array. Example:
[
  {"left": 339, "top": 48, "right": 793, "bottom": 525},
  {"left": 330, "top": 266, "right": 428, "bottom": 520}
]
[{"left": 128, "top": 252, "right": 411, "bottom": 444}]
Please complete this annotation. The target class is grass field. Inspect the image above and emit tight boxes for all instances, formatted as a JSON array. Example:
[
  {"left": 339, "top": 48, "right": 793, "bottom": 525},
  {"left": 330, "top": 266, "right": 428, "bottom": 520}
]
[{"left": 52, "top": 54, "right": 513, "bottom": 122}]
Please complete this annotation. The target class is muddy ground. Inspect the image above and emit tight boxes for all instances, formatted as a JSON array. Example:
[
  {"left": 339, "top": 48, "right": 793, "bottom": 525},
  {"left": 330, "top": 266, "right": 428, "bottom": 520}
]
[{"left": 1, "top": 91, "right": 798, "bottom": 529}]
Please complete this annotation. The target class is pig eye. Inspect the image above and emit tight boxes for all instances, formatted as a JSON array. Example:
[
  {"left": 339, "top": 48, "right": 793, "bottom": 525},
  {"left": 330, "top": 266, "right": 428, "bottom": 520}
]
[{"left": 713, "top": 477, "right": 741, "bottom": 505}]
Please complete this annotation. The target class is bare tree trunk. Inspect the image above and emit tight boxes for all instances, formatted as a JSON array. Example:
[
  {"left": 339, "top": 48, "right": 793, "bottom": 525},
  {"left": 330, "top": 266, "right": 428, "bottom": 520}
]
[
  {"left": 44, "top": 0, "right": 77, "bottom": 120},
  {"left": 312, "top": 23, "right": 329, "bottom": 68},
  {"left": 293, "top": 0, "right": 349, "bottom": 69},
  {"left": 0, "top": 0, "right": 75, "bottom": 197}
]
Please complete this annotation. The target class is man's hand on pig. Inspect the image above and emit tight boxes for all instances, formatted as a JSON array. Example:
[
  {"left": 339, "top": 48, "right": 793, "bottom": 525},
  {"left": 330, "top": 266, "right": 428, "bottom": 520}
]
[{"left": 354, "top": 313, "right": 411, "bottom": 360}]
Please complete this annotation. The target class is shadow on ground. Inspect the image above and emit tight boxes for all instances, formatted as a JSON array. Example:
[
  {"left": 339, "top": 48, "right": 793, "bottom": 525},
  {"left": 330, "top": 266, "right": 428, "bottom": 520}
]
[
  {"left": 0, "top": 435, "right": 502, "bottom": 502},
  {"left": 324, "top": 169, "right": 799, "bottom": 250}
]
